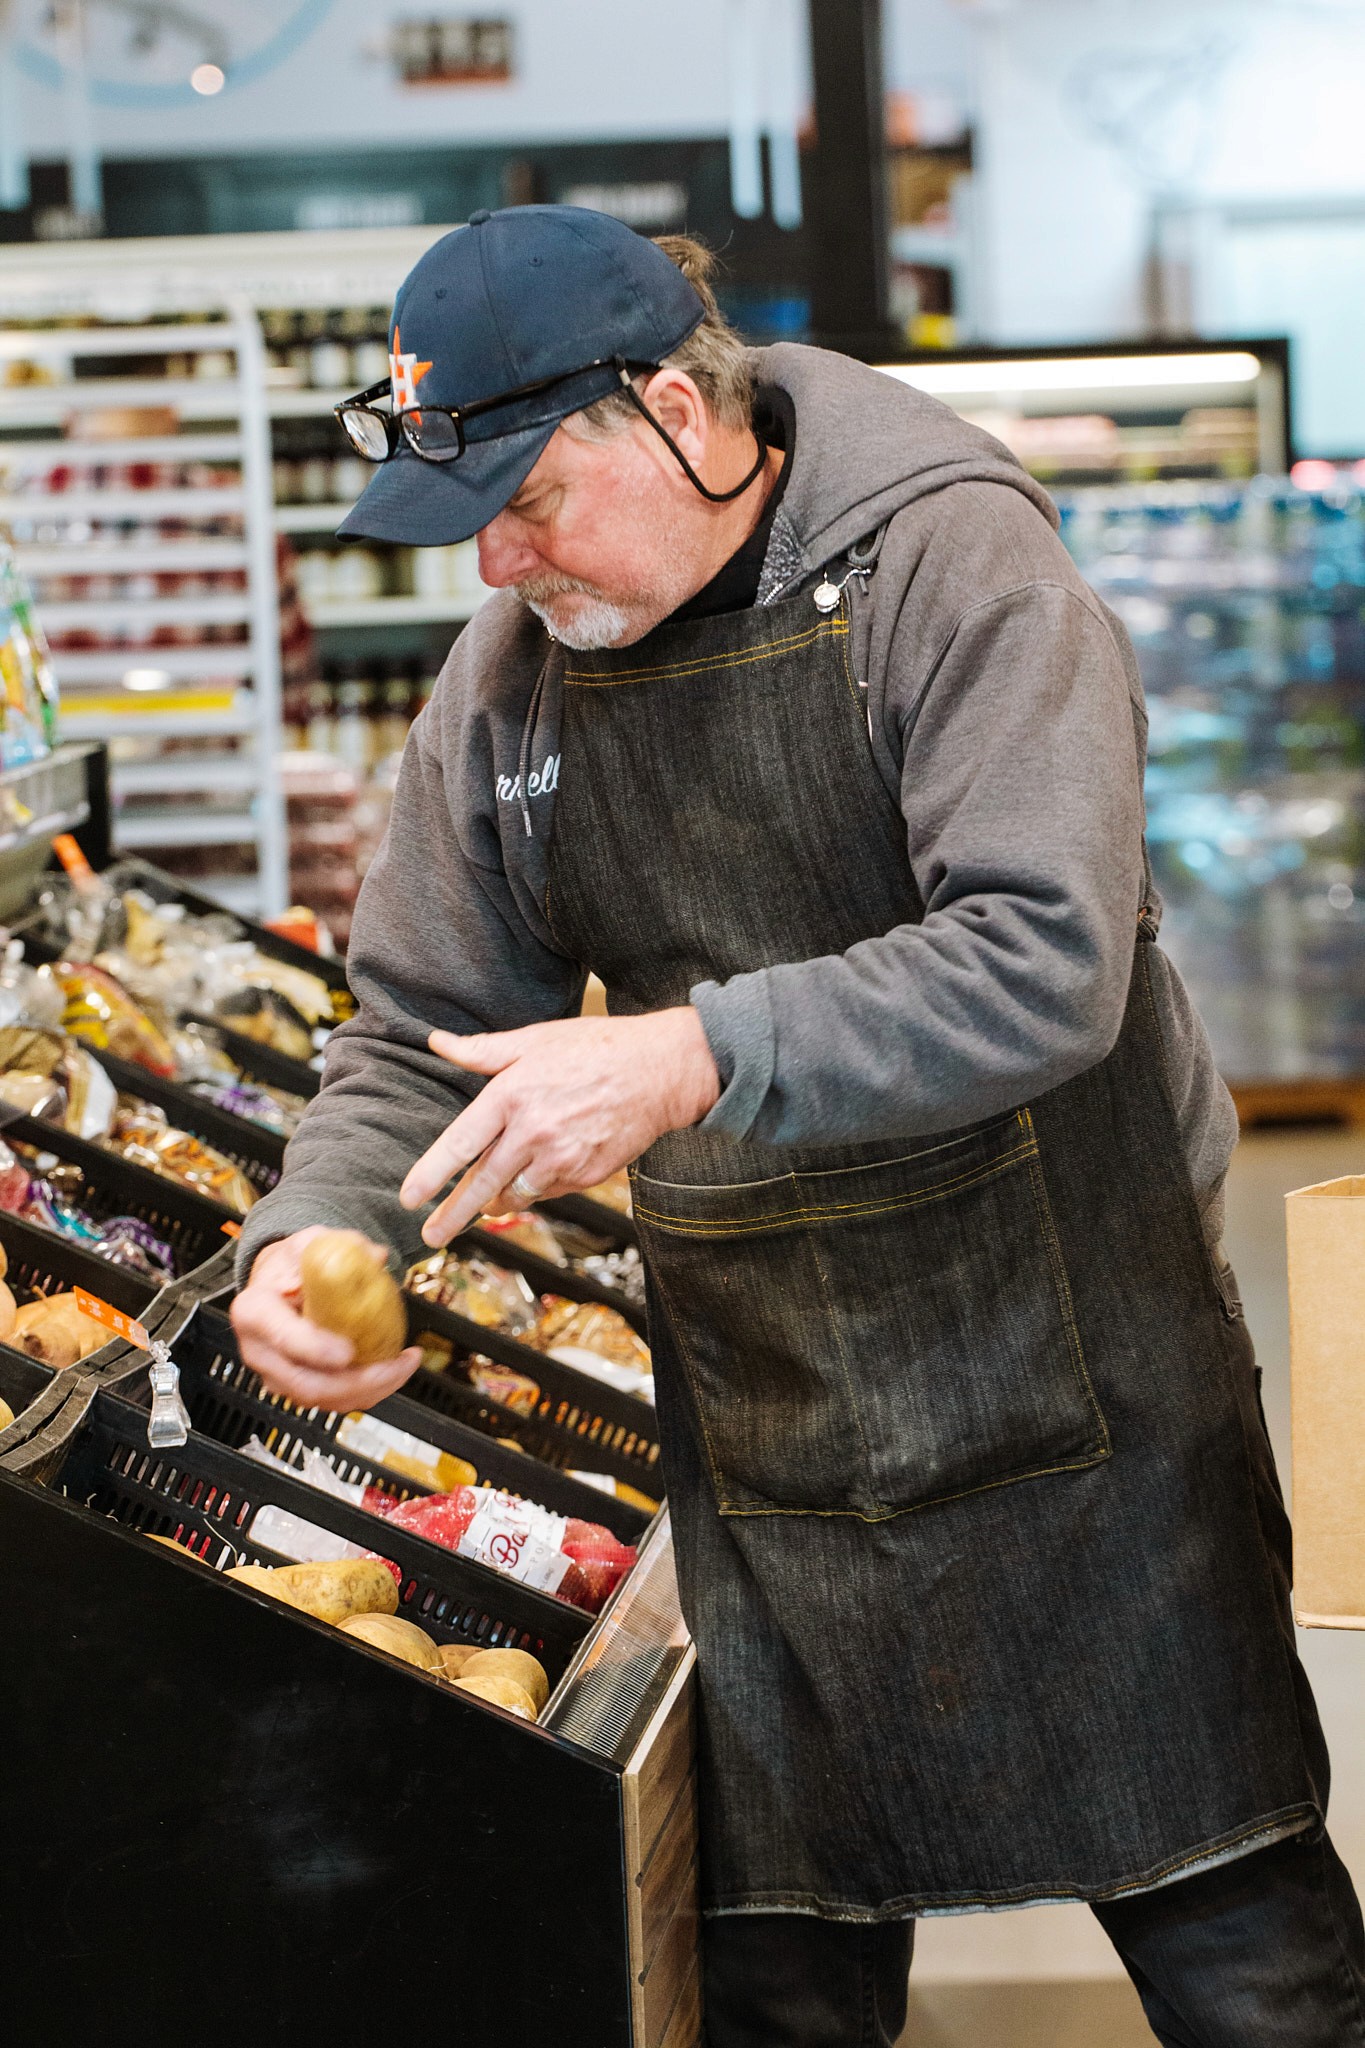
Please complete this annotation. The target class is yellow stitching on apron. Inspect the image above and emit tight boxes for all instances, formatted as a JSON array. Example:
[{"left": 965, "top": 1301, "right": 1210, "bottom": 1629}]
[
  {"left": 713, "top": 1437, "right": 1112, "bottom": 1521},
  {"left": 562, "top": 618, "right": 848, "bottom": 687},
  {"left": 1020, "top": 1107, "right": 1111, "bottom": 1455},
  {"left": 635, "top": 1118, "right": 1025, "bottom": 1194},
  {"left": 838, "top": 593, "right": 864, "bottom": 711},
  {"left": 633, "top": 1140, "right": 1039, "bottom": 1235}
]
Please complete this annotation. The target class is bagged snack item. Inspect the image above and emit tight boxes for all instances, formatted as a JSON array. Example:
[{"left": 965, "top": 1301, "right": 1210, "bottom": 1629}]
[
  {"left": 186, "top": 1073, "right": 305, "bottom": 1136},
  {"left": 0, "top": 1136, "right": 177, "bottom": 1279},
  {"left": 380, "top": 1484, "right": 635, "bottom": 1613},
  {"left": 0, "top": 1024, "right": 117, "bottom": 1137},
  {"left": 106, "top": 1100, "right": 257, "bottom": 1213},
  {"left": 55, "top": 961, "right": 177, "bottom": 1077},
  {"left": 213, "top": 985, "right": 314, "bottom": 1062},
  {"left": 405, "top": 1250, "right": 539, "bottom": 1334},
  {"left": 467, "top": 1356, "right": 541, "bottom": 1414},
  {"left": 530, "top": 1298, "right": 654, "bottom": 1400}
]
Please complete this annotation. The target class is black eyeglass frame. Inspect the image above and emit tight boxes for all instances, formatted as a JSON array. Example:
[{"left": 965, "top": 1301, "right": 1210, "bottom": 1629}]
[
  {"left": 334, "top": 356, "right": 662, "bottom": 465},
  {"left": 334, "top": 354, "right": 769, "bottom": 505}
]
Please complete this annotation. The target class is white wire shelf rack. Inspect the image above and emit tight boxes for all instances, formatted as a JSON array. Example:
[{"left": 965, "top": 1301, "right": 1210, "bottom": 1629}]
[{"left": 0, "top": 309, "right": 285, "bottom": 919}]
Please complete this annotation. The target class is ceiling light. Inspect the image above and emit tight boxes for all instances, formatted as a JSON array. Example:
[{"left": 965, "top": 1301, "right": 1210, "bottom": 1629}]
[
  {"left": 876, "top": 352, "right": 1262, "bottom": 395},
  {"left": 123, "top": 667, "right": 172, "bottom": 693},
  {"left": 190, "top": 63, "right": 226, "bottom": 96}
]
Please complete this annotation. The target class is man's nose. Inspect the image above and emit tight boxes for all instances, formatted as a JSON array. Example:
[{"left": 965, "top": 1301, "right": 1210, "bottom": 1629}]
[{"left": 476, "top": 517, "right": 539, "bottom": 588}]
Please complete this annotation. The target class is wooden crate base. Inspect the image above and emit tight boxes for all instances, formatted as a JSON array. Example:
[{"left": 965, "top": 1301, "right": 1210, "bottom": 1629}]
[{"left": 1231, "top": 1079, "right": 1365, "bottom": 1132}]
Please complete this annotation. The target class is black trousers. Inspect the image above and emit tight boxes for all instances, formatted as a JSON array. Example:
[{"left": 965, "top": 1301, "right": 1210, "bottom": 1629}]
[{"left": 703, "top": 1827, "right": 1365, "bottom": 2048}]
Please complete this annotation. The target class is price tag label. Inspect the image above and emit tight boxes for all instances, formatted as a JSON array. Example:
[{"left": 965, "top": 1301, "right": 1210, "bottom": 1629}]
[
  {"left": 73, "top": 1288, "right": 149, "bottom": 1351},
  {"left": 51, "top": 832, "right": 96, "bottom": 891}
]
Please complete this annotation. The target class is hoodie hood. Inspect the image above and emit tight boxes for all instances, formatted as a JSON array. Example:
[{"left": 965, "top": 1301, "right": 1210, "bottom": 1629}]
[{"left": 749, "top": 342, "right": 1059, "bottom": 591}]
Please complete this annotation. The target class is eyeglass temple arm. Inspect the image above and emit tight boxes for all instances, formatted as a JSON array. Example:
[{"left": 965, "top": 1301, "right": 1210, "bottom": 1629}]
[
  {"left": 613, "top": 357, "right": 767, "bottom": 507},
  {"left": 335, "top": 376, "right": 393, "bottom": 412}
]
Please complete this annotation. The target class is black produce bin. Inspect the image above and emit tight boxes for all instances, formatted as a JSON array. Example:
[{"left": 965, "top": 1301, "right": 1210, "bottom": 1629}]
[
  {"left": 0, "top": 1208, "right": 163, "bottom": 1367},
  {"left": 0, "top": 1390, "right": 699, "bottom": 2044},
  {"left": 0, "top": 1107, "right": 241, "bottom": 1275},
  {"left": 458, "top": 1217, "right": 647, "bottom": 1332},
  {"left": 88, "top": 1044, "right": 287, "bottom": 1195},
  {"left": 404, "top": 1291, "right": 663, "bottom": 1497},
  {"left": 25, "top": 852, "right": 354, "bottom": 1021},
  {"left": 106, "top": 1296, "right": 652, "bottom": 1546}
]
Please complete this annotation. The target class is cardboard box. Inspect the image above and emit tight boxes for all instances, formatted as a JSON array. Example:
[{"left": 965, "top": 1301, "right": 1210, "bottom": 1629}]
[{"left": 1286, "top": 1175, "right": 1365, "bottom": 1629}]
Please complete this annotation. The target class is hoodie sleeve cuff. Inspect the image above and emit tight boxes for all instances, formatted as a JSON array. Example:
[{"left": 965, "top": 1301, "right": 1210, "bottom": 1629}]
[
  {"left": 690, "top": 973, "right": 776, "bottom": 1140},
  {"left": 233, "top": 1198, "right": 370, "bottom": 1287}
]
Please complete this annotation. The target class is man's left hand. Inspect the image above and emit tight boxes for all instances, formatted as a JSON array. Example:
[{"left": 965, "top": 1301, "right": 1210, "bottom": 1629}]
[{"left": 400, "top": 1007, "right": 720, "bottom": 1245}]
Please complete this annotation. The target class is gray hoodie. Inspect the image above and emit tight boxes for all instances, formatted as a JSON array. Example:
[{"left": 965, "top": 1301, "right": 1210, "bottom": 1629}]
[{"left": 238, "top": 343, "right": 1236, "bottom": 1276}]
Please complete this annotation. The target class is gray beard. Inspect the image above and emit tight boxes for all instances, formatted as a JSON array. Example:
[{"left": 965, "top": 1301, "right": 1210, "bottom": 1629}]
[{"left": 519, "top": 589, "right": 633, "bottom": 649}]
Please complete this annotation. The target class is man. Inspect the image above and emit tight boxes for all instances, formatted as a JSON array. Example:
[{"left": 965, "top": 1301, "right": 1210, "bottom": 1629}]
[{"left": 233, "top": 206, "right": 1365, "bottom": 2047}]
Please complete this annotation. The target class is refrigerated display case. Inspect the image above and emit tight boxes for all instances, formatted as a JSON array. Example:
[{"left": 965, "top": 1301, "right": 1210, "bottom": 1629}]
[
  {"left": 874, "top": 337, "right": 1291, "bottom": 485},
  {"left": 1058, "top": 476, "right": 1365, "bottom": 1086}
]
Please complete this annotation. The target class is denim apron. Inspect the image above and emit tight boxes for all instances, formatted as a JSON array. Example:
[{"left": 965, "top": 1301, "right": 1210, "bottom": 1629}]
[{"left": 542, "top": 573, "right": 1326, "bottom": 1920}]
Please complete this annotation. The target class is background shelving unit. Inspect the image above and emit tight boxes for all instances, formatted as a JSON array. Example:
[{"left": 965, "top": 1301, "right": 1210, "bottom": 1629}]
[{"left": 0, "top": 309, "right": 287, "bottom": 919}]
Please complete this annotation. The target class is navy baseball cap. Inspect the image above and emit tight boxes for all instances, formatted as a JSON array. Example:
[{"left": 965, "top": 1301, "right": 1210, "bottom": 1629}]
[{"left": 336, "top": 205, "right": 707, "bottom": 546}]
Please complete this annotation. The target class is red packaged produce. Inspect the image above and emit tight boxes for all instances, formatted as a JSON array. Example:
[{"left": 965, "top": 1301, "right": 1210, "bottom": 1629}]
[{"left": 377, "top": 1485, "right": 635, "bottom": 1613}]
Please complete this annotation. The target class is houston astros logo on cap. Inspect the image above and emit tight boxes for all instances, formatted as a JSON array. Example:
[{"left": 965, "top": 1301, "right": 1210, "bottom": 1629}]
[{"left": 390, "top": 326, "right": 432, "bottom": 409}]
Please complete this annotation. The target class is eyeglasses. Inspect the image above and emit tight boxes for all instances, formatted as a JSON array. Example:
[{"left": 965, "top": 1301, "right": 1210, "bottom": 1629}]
[{"left": 334, "top": 356, "right": 661, "bottom": 465}]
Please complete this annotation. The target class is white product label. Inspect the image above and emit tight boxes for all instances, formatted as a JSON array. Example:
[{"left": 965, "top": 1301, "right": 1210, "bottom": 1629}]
[
  {"left": 566, "top": 1469, "right": 617, "bottom": 1497},
  {"left": 550, "top": 1346, "right": 657, "bottom": 1405},
  {"left": 247, "top": 1504, "right": 369, "bottom": 1564},
  {"left": 469, "top": 1485, "right": 567, "bottom": 1550},
  {"left": 457, "top": 1505, "right": 571, "bottom": 1595},
  {"left": 336, "top": 1411, "right": 443, "bottom": 1478}
]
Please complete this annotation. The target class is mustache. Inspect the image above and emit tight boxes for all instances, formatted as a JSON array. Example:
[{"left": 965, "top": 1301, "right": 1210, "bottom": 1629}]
[{"left": 514, "top": 572, "right": 605, "bottom": 605}]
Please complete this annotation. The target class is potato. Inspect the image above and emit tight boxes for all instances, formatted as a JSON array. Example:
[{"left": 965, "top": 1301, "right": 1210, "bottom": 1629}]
[
  {"left": 0, "top": 1395, "right": 14, "bottom": 1432},
  {"left": 455, "top": 1671, "right": 538, "bottom": 1722},
  {"left": 0, "top": 1279, "right": 16, "bottom": 1344},
  {"left": 12, "top": 1294, "right": 108, "bottom": 1368},
  {"left": 299, "top": 1230, "right": 407, "bottom": 1366},
  {"left": 458, "top": 1648, "right": 549, "bottom": 1715},
  {"left": 225, "top": 1563, "right": 308, "bottom": 1610},
  {"left": 270, "top": 1557, "right": 399, "bottom": 1625},
  {"left": 338, "top": 1612, "right": 441, "bottom": 1671},
  {"left": 436, "top": 1642, "right": 485, "bottom": 1682}
]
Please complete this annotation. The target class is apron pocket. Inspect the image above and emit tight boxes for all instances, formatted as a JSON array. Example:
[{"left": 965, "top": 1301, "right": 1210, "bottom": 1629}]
[{"left": 634, "top": 1108, "right": 1110, "bottom": 1517}]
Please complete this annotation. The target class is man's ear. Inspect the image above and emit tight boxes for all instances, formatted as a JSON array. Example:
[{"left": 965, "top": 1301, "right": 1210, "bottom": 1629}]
[{"left": 639, "top": 367, "right": 708, "bottom": 468}]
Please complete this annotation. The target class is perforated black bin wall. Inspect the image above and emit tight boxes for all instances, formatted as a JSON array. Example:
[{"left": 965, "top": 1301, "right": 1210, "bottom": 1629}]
[{"left": 0, "top": 1435, "right": 641, "bottom": 2043}]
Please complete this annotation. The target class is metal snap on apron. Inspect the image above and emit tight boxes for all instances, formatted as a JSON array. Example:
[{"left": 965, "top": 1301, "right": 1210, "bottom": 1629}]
[{"left": 542, "top": 576, "right": 1325, "bottom": 1920}]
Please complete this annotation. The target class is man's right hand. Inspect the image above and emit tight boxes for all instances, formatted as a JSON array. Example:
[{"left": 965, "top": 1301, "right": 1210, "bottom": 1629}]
[{"left": 230, "top": 1225, "right": 423, "bottom": 1410}]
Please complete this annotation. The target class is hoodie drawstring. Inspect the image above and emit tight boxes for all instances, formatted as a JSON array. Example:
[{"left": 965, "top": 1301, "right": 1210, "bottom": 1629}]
[{"left": 517, "top": 641, "right": 553, "bottom": 838}]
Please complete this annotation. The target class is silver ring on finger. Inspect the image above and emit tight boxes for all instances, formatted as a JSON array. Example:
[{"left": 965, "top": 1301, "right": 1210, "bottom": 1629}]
[{"left": 508, "top": 1170, "right": 543, "bottom": 1208}]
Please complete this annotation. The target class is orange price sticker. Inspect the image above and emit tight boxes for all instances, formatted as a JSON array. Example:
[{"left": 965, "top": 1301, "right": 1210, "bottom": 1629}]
[
  {"left": 73, "top": 1288, "right": 150, "bottom": 1350},
  {"left": 51, "top": 832, "right": 96, "bottom": 891},
  {"left": 220, "top": 1220, "right": 242, "bottom": 1239}
]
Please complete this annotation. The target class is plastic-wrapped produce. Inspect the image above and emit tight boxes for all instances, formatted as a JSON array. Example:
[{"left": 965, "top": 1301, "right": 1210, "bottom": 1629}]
[
  {"left": 530, "top": 1298, "right": 653, "bottom": 1398},
  {"left": 55, "top": 961, "right": 177, "bottom": 1077},
  {"left": 106, "top": 1101, "right": 257, "bottom": 1213},
  {"left": 0, "top": 1138, "right": 175, "bottom": 1281},
  {"left": 379, "top": 1485, "right": 636, "bottom": 1614},
  {"left": 405, "top": 1250, "right": 539, "bottom": 1333}
]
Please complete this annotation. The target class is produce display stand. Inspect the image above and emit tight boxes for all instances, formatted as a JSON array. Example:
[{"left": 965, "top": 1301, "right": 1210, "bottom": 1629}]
[
  {"left": 0, "top": 1372, "right": 699, "bottom": 2044},
  {"left": 0, "top": 839, "right": 701, "bottom": 2042},
  {"left": 104, "top": 1292, "right": 653, "bottom": 1548}
]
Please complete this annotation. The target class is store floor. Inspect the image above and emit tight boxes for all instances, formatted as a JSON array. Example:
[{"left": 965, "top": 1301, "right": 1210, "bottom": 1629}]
[{"left": 893, "top": 1126, "right": 1365, "bottom": 2047}]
